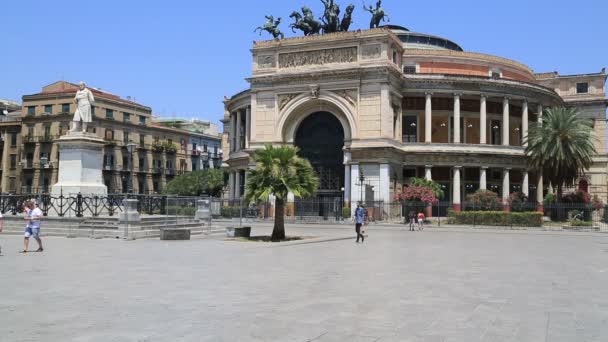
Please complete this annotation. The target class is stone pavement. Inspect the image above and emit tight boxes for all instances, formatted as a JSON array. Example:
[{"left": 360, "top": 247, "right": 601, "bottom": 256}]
[{"left": 2, "top": 225, "right": 608, "bottom": 341}]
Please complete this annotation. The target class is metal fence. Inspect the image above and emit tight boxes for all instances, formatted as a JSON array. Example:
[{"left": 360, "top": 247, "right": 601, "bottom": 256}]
[
  {"left": 211, "top": 198, "right": 608, "bottom": 229},
  {"left": 0, "top": 193, "right": 205, "bottom": 218}
]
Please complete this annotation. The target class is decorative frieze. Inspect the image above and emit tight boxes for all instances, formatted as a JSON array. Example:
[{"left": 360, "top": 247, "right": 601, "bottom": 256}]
[
  {"left": 278, "top": 47, "right": 357, "bottom": 68},
  {"left": 257, "top": 55, "right": 276, "bottom": 69},
  {"left": 361, "top": 44, "right": 381, "bottom": 60},
  {"left": 335, "top": 89, "right": 357, "bottom": 106}
]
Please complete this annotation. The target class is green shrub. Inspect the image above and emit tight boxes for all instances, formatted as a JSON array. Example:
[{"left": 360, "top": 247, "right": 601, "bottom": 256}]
[
  {"left": 166, "top": 206, "right": 196, "bottom": 216},
  {"left": 450, "top": 211, "right": 542, "bottom": 227},
  {"left": 571, "top": 220, "right": 593, "bottom": 227},
  {"left": 221, "top": 206, "right": 244, "bottom": 218},
  {"left": 342, "top": 207, "right": 351, "bottom": 219}
]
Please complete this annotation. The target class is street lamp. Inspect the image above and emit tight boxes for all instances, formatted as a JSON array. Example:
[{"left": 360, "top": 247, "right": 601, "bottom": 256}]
[
  {"left": 201, "top": 150, "right": 209, "bottom": 169},
  {"left": 126, "top": 142, "right": 137, "bottom": 194},
  {"left": 359, "top": 166, "right": 365, "bottom": 205},
  {"left": 40, "top": 156, "right": 49, "bottom": 193}
]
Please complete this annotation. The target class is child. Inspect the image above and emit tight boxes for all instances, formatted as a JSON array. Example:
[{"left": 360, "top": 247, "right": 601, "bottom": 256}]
[{"left": 417, "top": 211, "right": 426, "bottom": 231}]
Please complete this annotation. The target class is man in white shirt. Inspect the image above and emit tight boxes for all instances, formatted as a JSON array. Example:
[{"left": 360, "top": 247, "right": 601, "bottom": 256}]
[{"left": 22, "top": 201, "right": 43, "bottom": 253}]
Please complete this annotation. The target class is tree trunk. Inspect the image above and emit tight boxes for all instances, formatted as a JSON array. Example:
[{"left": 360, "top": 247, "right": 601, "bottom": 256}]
[{"left": 271, "top": 198, "right": 286, "bottom": 241}]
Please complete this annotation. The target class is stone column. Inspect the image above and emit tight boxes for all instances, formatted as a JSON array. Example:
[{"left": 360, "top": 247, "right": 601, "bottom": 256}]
[
  {"left": 453, "top": 94, "right": 461, "bottom": 143},
  {"left": 537, "top": 104, "right": 543, "bottom": 123},
  {"left": 424, "top": 165, "right": 432, "bottom": 181},
  {"left": 344, "top": 164, "right": 351, "bottom": 207},
  {"left": 228, "top": 171, "right": 235, "bottom": 199},
  {"left": 480, "top": 95, "right": 487, "bottom": 144},
  {"left": 245, "top": 106, "right": 251, "bottom": 149},
  {"left": 425, "top": 92, "right": 432, "bottom": 143},
  {"left": 522, "top": 170, "right": 529, "bottom": 197},
  {"left": 503, "top": 97, "right": 510, "bottom": 146},
  {"left": 453, "top": 166, "right": 462, "bottom": 212},
  {"left": 502, "top": 168, "right": 510, "bottom": 211},
  {"left": 236, "top": 110, "right": 242, "bottom": 152},
  {"left": 379, "top": 164, "right": 390, "bottom": 203},
  {"left": 230, "top": 112, "right": 236, "bottom": 152},
  {"left": 522, "top": 100, "right": 529, "bottom": 147},
  {"left": 480, "top": 166, "right": 488, "bottom": 190},
  {"left": 234, "top": 170, "right": 241, "bottom": 199},
  {"left": 0, "top": 133, "right": 11, "bottom": 191},
  {"left": 350, "top": 165, "right": 360, "bottom": 217},
  {"left": 32, "top": 142, "right": 42, "bottom": 192}
]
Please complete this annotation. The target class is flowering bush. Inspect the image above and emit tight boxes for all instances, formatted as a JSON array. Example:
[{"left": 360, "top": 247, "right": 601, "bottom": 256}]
[
  {"left": 465, "top": 190, "right": 501, "bottom": 211},
  {"left": 508, "top": 192, "right": 529, "bottom": 212},
  {"left": 394, "top": 186, "right": 438, "bottom": 203},
  {"left": 561, "top": 190, "right": 591, "bottom": 204},
  {"left": 592, "top": 195, "right": 604, "bottom": 210}
]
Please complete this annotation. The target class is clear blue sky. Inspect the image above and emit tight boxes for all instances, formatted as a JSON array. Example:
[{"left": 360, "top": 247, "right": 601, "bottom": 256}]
[{"left": 1, "top": 0, "right": 607, "bottom": 123}]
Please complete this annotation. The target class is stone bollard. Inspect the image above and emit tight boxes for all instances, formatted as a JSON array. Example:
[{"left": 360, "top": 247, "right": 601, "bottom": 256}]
[
  {"left": 195, "top": 199, "right": 211, "bottom": 222},
  {"left": 118, "top": 198, "right": 141, "bottom": 239}
]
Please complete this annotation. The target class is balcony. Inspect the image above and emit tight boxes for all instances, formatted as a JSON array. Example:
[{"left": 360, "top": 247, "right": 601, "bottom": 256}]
[
  {"left": 21, "top": 160, "right": 34, "bottom": 169},
  {"left": 39, "top": 134, "right": 57, "bottom": 143},
  {"left": 152, "top": 167, "right": 163, "bottom": 175},
  {"left": 22, "top": 135, "right": 36, "bottom": 144},
  {"left": 104, "top": 138, "right": 120, "bottom": 146}
]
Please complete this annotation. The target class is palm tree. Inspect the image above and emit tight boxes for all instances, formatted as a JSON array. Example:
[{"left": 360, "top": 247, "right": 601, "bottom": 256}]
[
  {"left": 524, "top": 107, "right": 597, "bottom": 200},
  {"left": 245, "top": 145, "right": 319, "bottom": 241}
]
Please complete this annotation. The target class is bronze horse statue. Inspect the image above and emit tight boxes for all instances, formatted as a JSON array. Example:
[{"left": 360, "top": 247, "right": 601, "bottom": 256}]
[
  {"left": 254, "top": 15, "right": 284, "bottom": 39},
  {"left": 290, "top": 7, "right": 322, "bottom": 36},
  {"left": 340, "top": 4, "right": 355, "bottom": 32},
  {"left": 364, "top": 0, "right": 389, "bottom": 29}
]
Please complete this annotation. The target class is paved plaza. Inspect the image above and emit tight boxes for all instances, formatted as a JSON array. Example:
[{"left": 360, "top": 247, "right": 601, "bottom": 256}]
[{"left": 2, "top": 225, "right": 608, "bottom": 341}]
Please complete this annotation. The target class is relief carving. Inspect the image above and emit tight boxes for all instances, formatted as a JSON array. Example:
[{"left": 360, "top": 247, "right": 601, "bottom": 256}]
[
  {"left": 335, "top": 89, "right": 357, "bottom": 106},
  {"left": 257, "top": 55, "right": 276, "bottom": 69},
  {"left": 278, "top": 93, "right": 299, "bottom": 111},
  {"left": 361, "top": 44, "right": 381, "bottom": 59},
  {"left": 278, "top": 47, "right": 357, "bottom": 68}
]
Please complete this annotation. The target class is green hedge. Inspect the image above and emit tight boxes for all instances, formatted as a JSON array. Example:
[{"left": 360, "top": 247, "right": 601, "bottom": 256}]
[
  {"left": 571, "top": 220, "right": 593, "bottom": 227},
  {"left": 342, "top": 207, "right": 351, "bottom": 219},
  {"left": 166, "top": 206, "right": 196, "bottom": 216},
  {"left": 448, "top": 211, "right": 543, "bottom": 227}
]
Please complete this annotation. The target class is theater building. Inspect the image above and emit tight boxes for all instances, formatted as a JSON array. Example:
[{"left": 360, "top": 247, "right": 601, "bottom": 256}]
[{"left": 222, "top": 26, "right": 608, "bottom": 215}]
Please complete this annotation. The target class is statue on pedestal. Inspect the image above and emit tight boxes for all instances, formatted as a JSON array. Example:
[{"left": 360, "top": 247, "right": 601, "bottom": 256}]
[
  {"left": 70, "top": 82, "right": 95, "bottom": 133},
  {"left": 364, "top": 0, "right": 389, "bottom": 29},
  {"left": 254, "top": 15, "right": 284, "bottom": 39}
]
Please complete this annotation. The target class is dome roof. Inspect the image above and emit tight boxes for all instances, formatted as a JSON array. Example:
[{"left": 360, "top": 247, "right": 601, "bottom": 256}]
[{"left": 383, "top": 25, "right": 463, "bottom": 52}]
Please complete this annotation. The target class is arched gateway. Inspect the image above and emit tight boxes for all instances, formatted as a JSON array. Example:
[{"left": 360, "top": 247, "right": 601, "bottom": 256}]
[{"left": 294, "top": 112, "right": 345, "bottom": 218}]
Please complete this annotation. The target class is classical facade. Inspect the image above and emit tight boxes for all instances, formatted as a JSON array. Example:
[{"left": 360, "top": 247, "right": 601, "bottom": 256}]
[
  {"left": 154, "top": 119, "right": 223, "bottom": 170},
  {"left": 223, "top": 26, "right": 607, "bottom": 215},
  {"left": 0, "top": 81, "right": 198, "bottom": 194}
]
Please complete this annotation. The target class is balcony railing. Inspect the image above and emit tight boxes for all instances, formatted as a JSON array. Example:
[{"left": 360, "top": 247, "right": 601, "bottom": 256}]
[{"left": 23, "top": 135, "right": 36, "bottom": 143}]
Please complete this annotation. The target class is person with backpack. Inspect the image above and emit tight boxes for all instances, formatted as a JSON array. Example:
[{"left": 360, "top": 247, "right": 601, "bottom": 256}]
[{"left": 354, "top": 203, "right": 365, "bottom": 243}]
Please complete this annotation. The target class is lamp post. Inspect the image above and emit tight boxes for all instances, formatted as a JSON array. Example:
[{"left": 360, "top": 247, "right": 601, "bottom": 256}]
[
  {"left": 40, "top": 156, "right": 49, "bottom": 193},
  {"left": 201, "top": 150, "right": 209, "bottom": 170},
  {"left": 359, "top": 166, "right": 365, "bottom": 205},
  {"left": 126, "top": 142, "right": 137, "bottom": 194}
]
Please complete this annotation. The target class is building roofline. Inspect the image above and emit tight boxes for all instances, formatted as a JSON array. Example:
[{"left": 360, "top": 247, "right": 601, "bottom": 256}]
[{"left": 535, "top": 68, "right": 607, "bottom": 80}]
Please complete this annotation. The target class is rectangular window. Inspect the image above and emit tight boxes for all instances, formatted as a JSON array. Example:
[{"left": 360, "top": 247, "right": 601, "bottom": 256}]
[
  {"left": 123, "top": 112, "right": 131, "bottom": 123},
  {"left": 139, "top": 116, "right": 146, "bottom": 125},
  {"left": 576, "top": 82, "right": 589, "bottom": 94},
  {"left": 402, "top": 116, "right": 418, "bottom": 142},
  {"left": 123, "top": 131, "right": 129, "bottom": 144},
  {"left": 203, "top": 144, "right": 208, "bottom": 152},
  {"left": 123, "top": 156, "right": 129, "bottom": 169},
  {"left": 10, "top": 133, "right": 17, "bottom": 147},
  {"left": 27, "top": 106, "right": 35, "bottom": 116},
  {"left": 44, "top": 105, "right": 53, "bottom": 114},
  {"left": 10, "top": 154, "right": 17, "bottom": 169},
  {"left": 44, "top": 125, "right": 51, "bottom": 139},
  {"left": 62, "top": 103, "right": 70, "bottom": 113},
  {"left": 139, "top": 157, "right": 144, "bottom": 169},
  {"left": 9, "top": 178, "right": 15, "bottom": 192},
  {"left": 105, "top": 129, "right": 114, "bottom": 140},
  {"left": 403, "top": 66, "right": 416, "bottom": 74},
  {"left": 139, "top": 134, "right": 145, "bottom": 145},
  {"left": 106, "top": 109, "right": 114, "bottom": 119}
]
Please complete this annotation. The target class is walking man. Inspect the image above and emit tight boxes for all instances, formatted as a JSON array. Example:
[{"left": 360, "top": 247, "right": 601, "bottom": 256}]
[
  {"left": 22, "top": 201, "right": 43, "bottom": 253},
  {"left": 354, "top": 203, "right": 365, "bottom": 243},
  {"left": 408, "top": 211, "right": 416, "bottom": 231}
]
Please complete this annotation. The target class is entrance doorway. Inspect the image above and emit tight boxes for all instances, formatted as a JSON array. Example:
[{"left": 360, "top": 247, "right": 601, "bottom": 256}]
[{"left": 294, "top": 112, "right": 345, "bottom": 217}]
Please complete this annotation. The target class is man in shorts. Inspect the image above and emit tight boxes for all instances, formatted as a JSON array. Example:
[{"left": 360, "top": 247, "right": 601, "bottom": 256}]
[{"left": 22, "top": 201, "right": 43, "bottom": 253}]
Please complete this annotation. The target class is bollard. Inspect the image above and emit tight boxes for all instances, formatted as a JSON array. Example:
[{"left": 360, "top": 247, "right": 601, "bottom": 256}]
[{"left": 119, "top": 198, "right": 141, "bottom": 239}]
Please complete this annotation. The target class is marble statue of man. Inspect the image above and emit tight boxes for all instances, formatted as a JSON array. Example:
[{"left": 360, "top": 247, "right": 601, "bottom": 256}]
[{"left": 71, "top": 81, "right": 95, "bottom": 133}]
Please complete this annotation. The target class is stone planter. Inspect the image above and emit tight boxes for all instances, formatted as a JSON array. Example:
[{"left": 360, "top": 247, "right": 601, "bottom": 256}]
[
  {"left": 233, "top": 226, "right": 251, "bottom": 238},
  {"left": 160, "top": 228, "right": 191, "bottom": 240}
]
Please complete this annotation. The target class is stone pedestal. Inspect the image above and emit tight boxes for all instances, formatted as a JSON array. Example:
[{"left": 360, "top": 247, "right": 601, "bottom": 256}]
[{"left": 51, "top": 132, "right": 108, "bottom": 196}]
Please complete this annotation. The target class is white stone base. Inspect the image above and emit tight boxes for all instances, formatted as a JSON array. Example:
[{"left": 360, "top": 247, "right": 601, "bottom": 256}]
[{"left": 51, "top": 132, "right": 108, "bottom": 196}]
